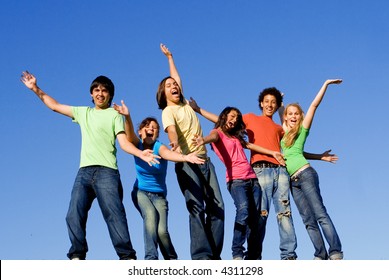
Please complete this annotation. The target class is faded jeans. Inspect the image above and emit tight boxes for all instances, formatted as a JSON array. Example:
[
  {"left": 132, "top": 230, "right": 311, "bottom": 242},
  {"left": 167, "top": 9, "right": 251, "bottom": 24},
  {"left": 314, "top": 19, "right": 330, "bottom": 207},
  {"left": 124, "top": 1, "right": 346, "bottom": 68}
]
[
  {"left": 132, "top": 187, "right": 177, "bottom": 260},
  {"left": 253, "top": 166, "right": 298, "bottom": 259},
  {"left": 290, "top": 166, "right": 343, "bottom": 260},
  {"left": 175, "top": 160, "right": 225, "bottom": 260},
  {"left": 66, "top": 166, "right": 136, "bottom": 260},
  {"left": 228, "top": 178, "right": 263, "bottom": 260}
]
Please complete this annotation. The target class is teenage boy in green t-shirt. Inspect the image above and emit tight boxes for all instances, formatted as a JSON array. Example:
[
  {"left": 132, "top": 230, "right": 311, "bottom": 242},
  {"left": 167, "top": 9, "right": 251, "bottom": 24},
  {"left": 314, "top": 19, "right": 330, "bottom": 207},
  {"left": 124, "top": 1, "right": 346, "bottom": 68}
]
[{"left": 21, "top": 71, "right": 159, "bottom": 260}]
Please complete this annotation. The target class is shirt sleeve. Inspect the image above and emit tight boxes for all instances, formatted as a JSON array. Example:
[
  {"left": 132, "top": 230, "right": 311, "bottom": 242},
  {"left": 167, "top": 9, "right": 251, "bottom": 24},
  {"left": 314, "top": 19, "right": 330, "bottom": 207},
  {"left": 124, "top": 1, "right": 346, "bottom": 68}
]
[{"left": 161, "top": 107, "right": 175, "bottom": 131}]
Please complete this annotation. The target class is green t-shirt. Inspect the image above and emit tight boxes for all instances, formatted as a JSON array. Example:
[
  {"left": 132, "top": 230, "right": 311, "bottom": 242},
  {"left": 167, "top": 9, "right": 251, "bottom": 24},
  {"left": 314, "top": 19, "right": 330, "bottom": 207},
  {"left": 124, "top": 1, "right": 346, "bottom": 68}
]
[
  {"left": 72, "top": 107, "right": 124, "bottom": 169},
  {"left": 281, "top": 126, "right": 310, "bottom": 175}
]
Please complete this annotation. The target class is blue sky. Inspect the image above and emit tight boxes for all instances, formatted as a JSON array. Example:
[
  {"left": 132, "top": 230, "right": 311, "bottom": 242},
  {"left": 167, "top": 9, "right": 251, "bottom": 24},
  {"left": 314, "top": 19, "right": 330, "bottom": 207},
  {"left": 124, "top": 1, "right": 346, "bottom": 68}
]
[{"left": 1, "top": 0, "right": 388, "bottom": 260}]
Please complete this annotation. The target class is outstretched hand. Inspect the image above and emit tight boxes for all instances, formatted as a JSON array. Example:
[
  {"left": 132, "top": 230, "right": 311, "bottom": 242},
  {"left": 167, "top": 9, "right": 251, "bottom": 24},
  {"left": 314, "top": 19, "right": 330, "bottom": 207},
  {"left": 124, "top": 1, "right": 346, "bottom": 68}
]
[
  {"left": 160, "top": 43, "right": 172, "bottom": 57},
  {"left": 320, "top": 149, "right": 338, "bottom": 164},
  {"left": 326, "top": 79, "right": 343, "bottom": 85},
  {"left": 169, "top": 141, "right": 182, "bottom": 154},
  {"left": 187, "top": 97, "right": 201, "bottom": 113},
  {"left": 20, "top": 71, "right": 37, "bottom": 90},
  {"left": 113, "top": 100, "right": 129, "bottom": 116},
  {"left": 185, "top": 152, "right": 206, "bottom": 164},
  {"left": 192, "top": 134, "right": 205, "bottom": 147},
  {"left": 140, "top": 149, "right": 161, "bottom": 166}
]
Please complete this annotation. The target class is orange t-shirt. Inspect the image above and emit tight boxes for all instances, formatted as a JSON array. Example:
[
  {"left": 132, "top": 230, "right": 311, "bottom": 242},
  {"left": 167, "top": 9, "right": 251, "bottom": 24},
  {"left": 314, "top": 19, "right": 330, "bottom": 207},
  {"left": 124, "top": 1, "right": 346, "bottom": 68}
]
[{"left": 243, "top": 113, "right": 284, "bottom": 165}]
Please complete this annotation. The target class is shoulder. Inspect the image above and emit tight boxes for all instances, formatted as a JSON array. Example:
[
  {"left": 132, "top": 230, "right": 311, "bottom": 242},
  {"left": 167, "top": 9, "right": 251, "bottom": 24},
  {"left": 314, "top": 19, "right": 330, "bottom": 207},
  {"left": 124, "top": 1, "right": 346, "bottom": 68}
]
[
  {"left": 154, "top": 140, "right": 163, "bottom": 150},
  {"left": 243, "top": 112, "right": 256, "bottom": 120}
]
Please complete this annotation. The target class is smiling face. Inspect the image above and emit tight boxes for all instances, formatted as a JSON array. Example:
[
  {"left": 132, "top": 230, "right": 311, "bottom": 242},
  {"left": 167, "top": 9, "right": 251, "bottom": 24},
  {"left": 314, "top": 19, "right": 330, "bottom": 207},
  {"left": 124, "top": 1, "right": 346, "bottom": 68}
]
[
  {"left": 284, "top": 104, "right": 303, "bottom": 129},
  {"left": 90, "top": 85, "right": 111, "bottom": 109},
  {"left": 138, "top": 120, "right": 160, "bottom": 146},
  {"left": 164, "top": 78, "right": 182, "bottom": 106},
  {"left": 261, "top": 94, "right": 278, "bottom": 117}
]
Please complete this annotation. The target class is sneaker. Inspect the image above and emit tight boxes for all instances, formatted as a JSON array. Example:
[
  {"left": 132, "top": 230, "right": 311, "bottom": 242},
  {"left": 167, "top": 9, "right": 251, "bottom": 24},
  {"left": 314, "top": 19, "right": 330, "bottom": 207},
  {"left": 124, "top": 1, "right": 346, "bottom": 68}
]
[
  {"left": 233, "top": 256, "right": 243, "bottom": 260},
  {"left": 329, "top": 253, "right": 343, "bottom": 260},
  {"left": 71, "top": 257, "right": 80, "bottom": 260}
]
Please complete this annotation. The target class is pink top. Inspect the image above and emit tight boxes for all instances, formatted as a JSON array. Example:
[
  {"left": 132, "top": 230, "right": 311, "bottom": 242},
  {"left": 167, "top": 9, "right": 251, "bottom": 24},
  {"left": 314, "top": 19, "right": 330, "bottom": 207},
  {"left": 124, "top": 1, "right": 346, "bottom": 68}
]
[{"left": 211, "top": 129, "right": 257, "bottom": 183}]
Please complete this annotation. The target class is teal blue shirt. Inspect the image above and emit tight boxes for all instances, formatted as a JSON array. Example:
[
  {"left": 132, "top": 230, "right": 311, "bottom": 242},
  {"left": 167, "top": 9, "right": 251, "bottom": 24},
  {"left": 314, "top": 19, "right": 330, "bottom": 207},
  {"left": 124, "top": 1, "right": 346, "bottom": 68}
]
[{"left": 134, "top": 140, "right": 168, "bottom": 196}]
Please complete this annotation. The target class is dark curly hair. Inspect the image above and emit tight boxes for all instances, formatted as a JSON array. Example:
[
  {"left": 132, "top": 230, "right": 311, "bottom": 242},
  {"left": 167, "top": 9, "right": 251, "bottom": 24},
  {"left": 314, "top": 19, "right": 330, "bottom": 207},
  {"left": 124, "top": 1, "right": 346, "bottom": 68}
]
[{"left": 258, "top": 87, "right": 283, "bottom": 111}]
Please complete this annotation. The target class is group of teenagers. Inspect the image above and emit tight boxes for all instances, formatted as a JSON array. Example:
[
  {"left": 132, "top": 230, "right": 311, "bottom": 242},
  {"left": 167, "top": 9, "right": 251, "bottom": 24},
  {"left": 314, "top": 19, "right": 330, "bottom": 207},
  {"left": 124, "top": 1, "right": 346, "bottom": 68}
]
[{"left": 21, "top": 44, "right": 343, "bottom": 261}]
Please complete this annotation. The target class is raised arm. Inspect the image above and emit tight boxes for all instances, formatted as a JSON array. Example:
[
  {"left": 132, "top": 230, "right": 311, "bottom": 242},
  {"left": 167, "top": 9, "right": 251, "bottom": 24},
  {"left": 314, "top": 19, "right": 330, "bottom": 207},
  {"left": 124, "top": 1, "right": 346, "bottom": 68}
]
[
  {"left": 188, "top": 97, "right": 219, "bottom": 123},
  {"left": 303, "top": 79, "right": 342, "bottom": 129},
  {"left": 20, "top": 71, "right": 73, "bottom": 118},
  {"left": 113, "top": 100, "right": 140, "bottom": 146},
  {"left": 278, "top": 93, "right": 285, "bottom": 124},
  {"left": 160, "top": 44, "right": 183, "bottom": 94},
  {"left": 246, "top": 142, "right": 285, "bottom": 166},
  {"left": 117, "top": 133, "right": 160, "bottom": 166}
]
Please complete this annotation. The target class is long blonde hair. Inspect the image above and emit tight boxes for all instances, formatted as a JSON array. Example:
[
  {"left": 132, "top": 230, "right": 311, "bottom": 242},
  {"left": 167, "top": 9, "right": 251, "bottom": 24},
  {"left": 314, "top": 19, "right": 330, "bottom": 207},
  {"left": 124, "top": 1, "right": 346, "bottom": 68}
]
[{"left": 282, "top": 103, "right": 304, "bottom": 147}]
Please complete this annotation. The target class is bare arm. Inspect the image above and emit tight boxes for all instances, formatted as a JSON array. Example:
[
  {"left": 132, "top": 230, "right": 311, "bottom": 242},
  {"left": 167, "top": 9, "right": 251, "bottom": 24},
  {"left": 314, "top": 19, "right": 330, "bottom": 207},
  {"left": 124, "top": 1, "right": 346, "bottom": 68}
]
[
  {"left": 246, "top": 142, "right": 285, "bottom": 166},
  {"left": 304, "top": 150, "right": 338, "bottom": 164},
  {"left": 158, "top": 145, "right": 205, "bottom": 164},
  {"left": 113, "top": 100, "right": 140, "bottom": 146},
  {"left": 303, "top": 79, "right": 342, "bottom": 129},
  {"left": 278, "top": 93, "right": 285, "bottom": 124},
  {"left": 160, "top": 44, "right": 183, "bottom": 95},
  {"left": 20, "top": 71, "right": 73, "bottom": 118},
  {"left": 192, "top": 129, "right": 220, "bottom": 147},
  {"left": 117, "top": 133, "right": 160, "bottom": 166},
  {"left": 165, "top": 125, "right": 182, "bottom": 153},
  {"left": 188, "top": 97, "right": 219, "bottom": 123}
]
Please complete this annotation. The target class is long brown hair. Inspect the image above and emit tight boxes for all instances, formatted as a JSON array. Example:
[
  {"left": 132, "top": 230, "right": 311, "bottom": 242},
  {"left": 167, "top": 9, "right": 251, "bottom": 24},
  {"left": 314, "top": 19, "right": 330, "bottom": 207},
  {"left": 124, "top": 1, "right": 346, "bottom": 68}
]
[
  {"left": 156, "top": 76, "right": 184, "bottom": 110},
  {"left": 282, "top": 103, "right": 304, "bottom": 147},
  {"left": 215, "top": 107, "right": 247, "bottom": 148}
]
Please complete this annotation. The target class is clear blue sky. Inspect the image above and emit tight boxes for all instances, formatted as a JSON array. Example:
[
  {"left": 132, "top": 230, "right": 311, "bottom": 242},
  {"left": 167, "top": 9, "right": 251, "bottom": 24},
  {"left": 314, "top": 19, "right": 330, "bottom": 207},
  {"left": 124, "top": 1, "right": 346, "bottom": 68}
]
[{"left": 1, "top": 0, "right": 388, "bottom": 260}]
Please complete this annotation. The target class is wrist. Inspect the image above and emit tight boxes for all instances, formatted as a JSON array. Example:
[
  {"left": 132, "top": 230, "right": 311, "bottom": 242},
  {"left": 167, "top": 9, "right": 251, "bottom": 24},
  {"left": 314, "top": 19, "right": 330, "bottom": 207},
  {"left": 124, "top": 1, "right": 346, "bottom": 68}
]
[{"left": 31, "top": 84, "right": 39, "bottom": 92}]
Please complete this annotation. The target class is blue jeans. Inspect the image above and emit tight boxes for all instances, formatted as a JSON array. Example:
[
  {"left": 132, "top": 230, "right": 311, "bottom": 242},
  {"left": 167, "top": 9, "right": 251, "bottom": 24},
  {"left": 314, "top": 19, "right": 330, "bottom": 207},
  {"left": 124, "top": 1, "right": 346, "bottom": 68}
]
[
  {"left": 175, "top": 160, "right": 225, "bottom": 260},
  {"left": 253, "top": 166, "right": 298, "bottom": 259},
  {"left": 66, "top": 166, "right": 136, "bottom": 260},
  {"left": 228, "top": 178, "right": 263, "bottom": 260},
  {"left": 132, "top": 187, "right": 177, "bottom": 260},
  {"left": 290, "top": 166, "right": 343, "bottom": 260}
]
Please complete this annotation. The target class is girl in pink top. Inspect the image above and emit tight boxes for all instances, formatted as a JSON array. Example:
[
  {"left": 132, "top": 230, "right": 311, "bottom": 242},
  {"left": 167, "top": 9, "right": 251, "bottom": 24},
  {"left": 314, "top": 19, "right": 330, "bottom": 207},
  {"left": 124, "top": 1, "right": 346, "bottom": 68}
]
[{"left": 193, "top": 106, "right": 283, "bottom": 260}]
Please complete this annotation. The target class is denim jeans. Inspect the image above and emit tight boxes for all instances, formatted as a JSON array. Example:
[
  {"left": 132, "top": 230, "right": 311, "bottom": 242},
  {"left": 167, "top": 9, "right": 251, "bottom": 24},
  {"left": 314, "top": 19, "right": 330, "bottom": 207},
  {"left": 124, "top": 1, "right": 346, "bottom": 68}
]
[
  {"left": 253, "top": 166, "right": 298, "bottom": 259},
  {"left": 175, "top": 160, "right": 225, "bottom": 260},
  {"left": 290, "top": 166, "right": 343, "bottom": 260},
  {"left": 228, "top": 178, "right": 263, "bottom": 260},
  {"left": 66, "top": 166, "right": 136, "bottom": 260},
  {"left": 132, "top": 187, "right": 177, "bottom": 260}
]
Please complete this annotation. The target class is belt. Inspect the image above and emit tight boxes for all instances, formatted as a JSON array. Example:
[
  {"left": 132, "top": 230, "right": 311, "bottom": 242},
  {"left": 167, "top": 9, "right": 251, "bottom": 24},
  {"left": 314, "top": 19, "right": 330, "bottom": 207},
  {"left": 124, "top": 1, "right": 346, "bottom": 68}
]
[
  {"left": 290, "top": 164, "right": 310, "bottom": 181},
  {"left": 252, "top": 161, "right": 281, "bottom": 168}
]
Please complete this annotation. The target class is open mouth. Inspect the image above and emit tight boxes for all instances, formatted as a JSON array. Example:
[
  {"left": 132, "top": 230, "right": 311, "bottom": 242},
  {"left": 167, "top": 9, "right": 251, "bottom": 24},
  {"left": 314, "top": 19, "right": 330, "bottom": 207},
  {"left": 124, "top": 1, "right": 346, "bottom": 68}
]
[{"left": 227, "top": 121, "right": 235, "bottom": 129}]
